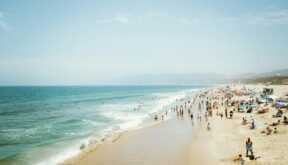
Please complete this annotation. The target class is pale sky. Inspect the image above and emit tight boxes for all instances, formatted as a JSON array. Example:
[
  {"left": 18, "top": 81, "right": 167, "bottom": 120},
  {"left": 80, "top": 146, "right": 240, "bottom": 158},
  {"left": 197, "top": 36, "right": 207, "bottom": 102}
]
[{"left": 0, "top": 0, "right": 288, "bottom": 85}]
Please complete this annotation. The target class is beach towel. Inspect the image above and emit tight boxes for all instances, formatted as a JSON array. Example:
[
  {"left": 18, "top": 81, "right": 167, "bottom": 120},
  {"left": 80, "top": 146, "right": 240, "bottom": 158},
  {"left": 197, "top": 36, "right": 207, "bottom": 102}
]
[
  {"left": 278, "top": 100, "right": 288, "bottom": 103},
  {"left": 272, "top": 104, "right": 286, "bottom": 108}
]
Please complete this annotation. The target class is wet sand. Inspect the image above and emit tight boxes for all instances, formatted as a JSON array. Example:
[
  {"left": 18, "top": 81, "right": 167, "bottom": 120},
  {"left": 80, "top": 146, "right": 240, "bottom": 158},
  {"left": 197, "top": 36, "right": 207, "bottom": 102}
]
[{"left": 76, "top": 114, "right": 201, "bottom": 165}]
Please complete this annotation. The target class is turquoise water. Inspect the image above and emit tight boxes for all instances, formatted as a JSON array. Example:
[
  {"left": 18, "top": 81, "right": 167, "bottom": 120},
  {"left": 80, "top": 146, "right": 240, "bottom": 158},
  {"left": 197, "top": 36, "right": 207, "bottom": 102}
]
[{"left": 0, "top": 85, "right": 209, "bottom": 165}]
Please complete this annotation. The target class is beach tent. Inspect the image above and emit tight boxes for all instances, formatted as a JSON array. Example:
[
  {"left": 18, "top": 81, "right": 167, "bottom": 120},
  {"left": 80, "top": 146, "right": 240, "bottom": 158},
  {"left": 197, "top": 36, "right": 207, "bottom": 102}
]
[
  {"left": 259, "top": 99, "right": 267, "bottom": 103},
  {"left": 272, "top": 103, "right": 286, "bottom": 108},
  {"left": 267, "top": 95, "right": 280, "bottom": 101}
]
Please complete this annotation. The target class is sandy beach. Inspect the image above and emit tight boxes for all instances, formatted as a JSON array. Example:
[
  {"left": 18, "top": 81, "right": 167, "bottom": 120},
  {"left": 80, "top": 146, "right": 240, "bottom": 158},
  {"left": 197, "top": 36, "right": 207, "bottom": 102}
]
[
  {"left": 71, "top": 105, "right": 201, "bottom": 165},
  {"left": 70, "top": 85, "right": 288, "bottom": 165},
  {"left": 189, "top": 85, "right": 288, "bottom": 165},
  {"left": 2, "top": 1, "right": 288, "bottom": 164}
]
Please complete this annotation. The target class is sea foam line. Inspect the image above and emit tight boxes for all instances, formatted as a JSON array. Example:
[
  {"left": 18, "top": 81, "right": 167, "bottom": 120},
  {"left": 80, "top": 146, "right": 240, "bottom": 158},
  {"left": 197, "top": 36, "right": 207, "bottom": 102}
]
[{"left": 36, "top": 88, "right": 202, "bottom": 165}]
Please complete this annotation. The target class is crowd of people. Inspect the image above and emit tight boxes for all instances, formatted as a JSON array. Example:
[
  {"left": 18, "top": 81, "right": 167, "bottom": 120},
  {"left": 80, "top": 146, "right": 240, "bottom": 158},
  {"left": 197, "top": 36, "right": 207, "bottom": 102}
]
[{"left": 151, "top": 85, "right": 288, "bottom": 164}]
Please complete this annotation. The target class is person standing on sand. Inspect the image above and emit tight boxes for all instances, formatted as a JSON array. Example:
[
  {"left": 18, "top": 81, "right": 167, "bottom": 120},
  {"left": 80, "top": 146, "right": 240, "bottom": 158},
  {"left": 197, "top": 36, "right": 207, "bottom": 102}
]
[
  {"left": 246, "top": 138, "right": 253, "bottom": 157},
  {"left": 207, "top": 123, "right": 211, "bottom": 131},
  {"left": 154, "top": 115, "right": 158, "bottom": 121},
  {"left": 225, "top": 107, "right": 228, "bottom": 118},
  {"left": 251, "top": 120, "right": 256, "bottom": 129}
]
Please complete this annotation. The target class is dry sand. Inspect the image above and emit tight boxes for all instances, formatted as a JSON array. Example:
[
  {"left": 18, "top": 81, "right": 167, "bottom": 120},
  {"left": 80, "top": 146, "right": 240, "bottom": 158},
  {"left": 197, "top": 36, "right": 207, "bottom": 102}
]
[
  {"left": 189, "top": 85, "right": 288, "bottom": 165},
  {"left": 71, "top": 85, "right": 288, "bottom": 165}
]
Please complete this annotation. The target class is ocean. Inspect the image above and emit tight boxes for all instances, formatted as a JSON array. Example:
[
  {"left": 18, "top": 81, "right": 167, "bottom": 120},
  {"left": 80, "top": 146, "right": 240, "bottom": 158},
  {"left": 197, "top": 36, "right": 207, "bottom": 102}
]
[{"left": 0, "top": 85, "right": 210, "bottom": 165}]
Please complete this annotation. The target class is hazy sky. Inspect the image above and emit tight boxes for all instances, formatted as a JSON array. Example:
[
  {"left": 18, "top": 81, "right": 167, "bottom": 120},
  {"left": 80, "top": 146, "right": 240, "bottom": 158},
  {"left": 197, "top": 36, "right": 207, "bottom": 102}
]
[{"left": 0, "top": 0, "right": 288, "bottom": 85}]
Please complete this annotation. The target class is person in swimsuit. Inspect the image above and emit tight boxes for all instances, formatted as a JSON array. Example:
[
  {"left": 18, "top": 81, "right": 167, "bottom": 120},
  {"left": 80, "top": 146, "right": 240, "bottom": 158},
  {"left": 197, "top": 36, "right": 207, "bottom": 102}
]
[
  {"left": 205, "top": 112, "right": 208, "bottom": 122},
  {"left": 154, "top": 115, "right": 158, "bottom": 121},
  {"left": 190, "top": 113, "right": 193, "bottom": 120},
  {"left": 207, "top": 123, "right": 211, "bottom": 131},
  {"left": 274, "top": 128, "right": 278, "bottom": 134},
  {"left": 251, "top": 121, "right": 256, "bottom": 129},
  {"left": 246, "top": 138, "right": 253, "bottom": 157}
]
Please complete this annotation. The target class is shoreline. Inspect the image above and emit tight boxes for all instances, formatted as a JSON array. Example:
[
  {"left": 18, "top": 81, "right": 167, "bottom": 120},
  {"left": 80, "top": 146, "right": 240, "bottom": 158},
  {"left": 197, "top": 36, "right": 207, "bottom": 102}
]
[
  {"left": 72, "top": 113, "right": 201, "bottom": 165},
  {"left": 69, "top": 84, "right": 288, "bottom": 165},
  {"left": 1, "top": 86, "right": 207, "bottom": 165},
  {"left": 61, "top": 117, "right": 177, "bottom": 165},
  {"left": 67, "top": 87, "right": 211, "bottom": 165},
  {"left": 61, "top": 87, "right": 208, "bottom": 165}
]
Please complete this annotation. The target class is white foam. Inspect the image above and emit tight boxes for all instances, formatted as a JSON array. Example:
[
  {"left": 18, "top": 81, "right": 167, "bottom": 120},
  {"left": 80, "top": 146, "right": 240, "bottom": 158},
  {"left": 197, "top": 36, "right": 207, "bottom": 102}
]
[
  {"left": 31, "top": 88, "right": 202, "bottom": 165},
  {"left": 81, "top": 119, "right": 101, "bottom": 126},
  {"left": 102, "top": 111, "right": 144, "bottom": 121},
  {"left": 36, "top": 145, "right": 82, "bottom": 165}
]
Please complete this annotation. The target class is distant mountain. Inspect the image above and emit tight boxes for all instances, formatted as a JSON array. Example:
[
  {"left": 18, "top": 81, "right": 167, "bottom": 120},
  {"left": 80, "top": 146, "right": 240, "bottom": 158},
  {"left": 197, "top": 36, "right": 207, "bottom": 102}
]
[
  {"left": 257, "top": 69, "right": 288, "bottom": 77},
  {"left": 115, "top": 68, "right": 288, "bottom": 85},
  {"left": 116, "top": 73, "right": 227, "bottom": 85},
  {"left": 228, "top": 72, "right": 256, "bottom": 79},
  {"left": 236, "top": 68, "right": 288, "bottom": 85},
  {"left": 225, "top": 69, "right": 288, "bottom": 80}
]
